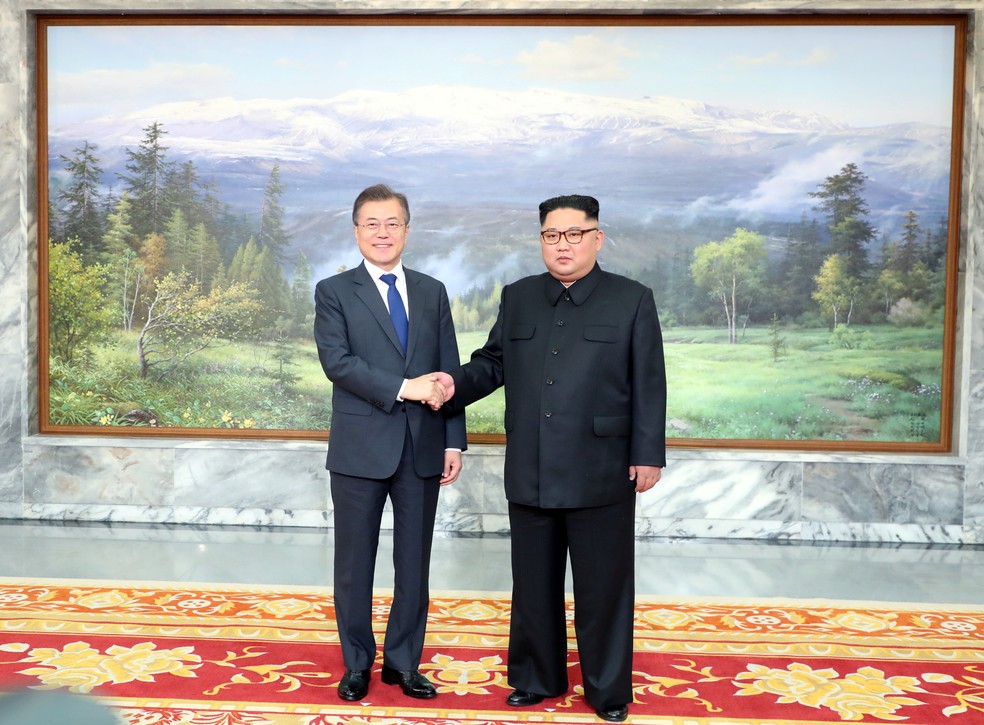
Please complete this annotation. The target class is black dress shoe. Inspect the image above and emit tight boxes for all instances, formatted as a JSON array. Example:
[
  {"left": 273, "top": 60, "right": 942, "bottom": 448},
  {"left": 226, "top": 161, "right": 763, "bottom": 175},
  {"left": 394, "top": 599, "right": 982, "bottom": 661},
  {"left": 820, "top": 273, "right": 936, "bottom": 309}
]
[
  {"left": 506, "top": 689, "right": 545, "bottom": 707},
  {"left": 595, "top": 705, "right": 629, "bottom": 722},
  {"left": 338, "top": 668, "right": 371, "bottom": 701},
  {"left": 381, "top": 665, "right": 437, "bottom": 699}
]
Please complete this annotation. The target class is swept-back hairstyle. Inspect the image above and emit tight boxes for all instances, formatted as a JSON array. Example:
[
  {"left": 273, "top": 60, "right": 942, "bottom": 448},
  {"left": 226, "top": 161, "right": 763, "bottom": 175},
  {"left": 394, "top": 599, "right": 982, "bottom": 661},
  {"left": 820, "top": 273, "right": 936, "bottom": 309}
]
[{"left": 352, "top": 184, "right": 411, "bottom": 226}]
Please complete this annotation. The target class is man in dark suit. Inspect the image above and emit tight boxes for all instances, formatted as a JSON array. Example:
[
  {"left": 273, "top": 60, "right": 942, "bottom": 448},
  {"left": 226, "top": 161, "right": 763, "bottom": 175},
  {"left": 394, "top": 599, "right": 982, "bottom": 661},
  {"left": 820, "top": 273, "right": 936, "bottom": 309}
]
[
  {"left": 434, "top": 194, "right": 666, "bottom": 722},
  {"left": 314, "top": 184, "right": 467, "bottom": 702}
]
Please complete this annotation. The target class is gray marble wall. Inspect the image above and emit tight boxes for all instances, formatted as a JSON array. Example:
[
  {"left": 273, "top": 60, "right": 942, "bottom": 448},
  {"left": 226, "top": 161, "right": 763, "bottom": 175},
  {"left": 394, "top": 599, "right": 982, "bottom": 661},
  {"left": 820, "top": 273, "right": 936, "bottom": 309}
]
[{"left": 2, "top": 0, "right": 982, "bottom": 544}]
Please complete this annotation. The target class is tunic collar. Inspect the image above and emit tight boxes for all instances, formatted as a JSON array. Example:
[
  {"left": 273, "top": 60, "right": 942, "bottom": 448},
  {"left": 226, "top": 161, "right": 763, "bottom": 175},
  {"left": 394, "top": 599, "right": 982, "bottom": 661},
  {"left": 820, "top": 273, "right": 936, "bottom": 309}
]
[{"left": 544, "top": 263, "right": 603, "bottom": 306}]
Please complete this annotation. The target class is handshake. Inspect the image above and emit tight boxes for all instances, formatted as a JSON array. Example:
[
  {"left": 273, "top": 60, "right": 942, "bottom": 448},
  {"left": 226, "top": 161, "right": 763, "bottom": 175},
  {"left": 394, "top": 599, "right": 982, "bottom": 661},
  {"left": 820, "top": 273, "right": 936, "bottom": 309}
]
[{"left": 404, "top": 372, "right": 456, "bottom": 410}]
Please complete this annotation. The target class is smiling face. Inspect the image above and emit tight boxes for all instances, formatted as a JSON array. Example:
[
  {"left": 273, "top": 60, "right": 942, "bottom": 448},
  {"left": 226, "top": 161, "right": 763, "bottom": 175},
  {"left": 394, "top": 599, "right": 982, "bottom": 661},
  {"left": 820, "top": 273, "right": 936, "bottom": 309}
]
[
  {"left": 540, "top": 207, "right": 604, "bottom": 284},
  {"left": 355, "top": 198, "right": 408, "bottom": 271}
]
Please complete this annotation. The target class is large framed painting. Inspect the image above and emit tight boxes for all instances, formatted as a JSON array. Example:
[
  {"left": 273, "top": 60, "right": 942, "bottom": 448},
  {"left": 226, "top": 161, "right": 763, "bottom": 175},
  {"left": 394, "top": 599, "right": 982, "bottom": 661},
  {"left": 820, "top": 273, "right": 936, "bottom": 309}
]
[{"left": 37, "top": 13, "right": 966, "bottom": 451}]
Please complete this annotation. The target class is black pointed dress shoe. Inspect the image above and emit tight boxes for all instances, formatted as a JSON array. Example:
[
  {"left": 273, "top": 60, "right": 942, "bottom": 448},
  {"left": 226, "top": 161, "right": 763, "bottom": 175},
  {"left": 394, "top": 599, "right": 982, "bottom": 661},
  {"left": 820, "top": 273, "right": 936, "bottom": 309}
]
[
  {"left": 506, "top": 689, "right": 545, "bottom": 707},
  {"left": 595, "top": 705, "right": 629, "bottom": 722},
  {"left": 381, "top": 664, "right": 437, "bottom": 699},
  {"left": 338, "top": 668, "right": 371, "bottom": 701}
]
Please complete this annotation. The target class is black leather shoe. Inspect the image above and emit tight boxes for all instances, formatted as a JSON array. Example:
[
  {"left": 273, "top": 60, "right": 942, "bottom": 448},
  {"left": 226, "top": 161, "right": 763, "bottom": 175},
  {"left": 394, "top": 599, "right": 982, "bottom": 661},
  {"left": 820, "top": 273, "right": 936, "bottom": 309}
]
[
  {"left": 338, "top": 668, "right": 371, "bottom": 701},
  {"left": 595, "top": 705, "right": 629, "bottom": 722},
  {"left": 506, "top": 689, "right": 545, "bottom": 707},
  {"left": 381, "top": 665, "right": 437, "bottom": 699}
]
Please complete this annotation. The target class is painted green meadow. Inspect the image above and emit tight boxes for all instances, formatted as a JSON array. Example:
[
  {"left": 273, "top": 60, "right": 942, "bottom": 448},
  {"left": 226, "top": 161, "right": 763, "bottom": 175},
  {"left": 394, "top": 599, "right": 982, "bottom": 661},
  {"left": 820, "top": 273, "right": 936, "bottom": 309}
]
[
  {"left": 658, "top": 325, "right": 942, "bottom": 442},
  {"left": 49, "top": 324, "right": 943, "bottom": 443}
]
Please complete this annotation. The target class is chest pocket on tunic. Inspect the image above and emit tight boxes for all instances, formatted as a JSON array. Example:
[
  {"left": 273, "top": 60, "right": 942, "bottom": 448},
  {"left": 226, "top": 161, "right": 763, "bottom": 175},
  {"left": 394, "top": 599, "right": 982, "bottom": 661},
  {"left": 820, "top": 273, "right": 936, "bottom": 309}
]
[
  {"left": 584, "top": 325, "right": 618, "bottom": 343},
  {"left": 509, "top": 324, "right": 536, "bottom": 340}
]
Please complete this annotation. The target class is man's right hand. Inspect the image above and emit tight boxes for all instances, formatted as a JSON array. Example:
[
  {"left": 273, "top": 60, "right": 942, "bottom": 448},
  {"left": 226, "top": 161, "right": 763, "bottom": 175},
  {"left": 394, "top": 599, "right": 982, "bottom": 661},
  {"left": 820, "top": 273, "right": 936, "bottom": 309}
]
[{"left": 403, "top": 375, "right": 446, "bottom": 410}]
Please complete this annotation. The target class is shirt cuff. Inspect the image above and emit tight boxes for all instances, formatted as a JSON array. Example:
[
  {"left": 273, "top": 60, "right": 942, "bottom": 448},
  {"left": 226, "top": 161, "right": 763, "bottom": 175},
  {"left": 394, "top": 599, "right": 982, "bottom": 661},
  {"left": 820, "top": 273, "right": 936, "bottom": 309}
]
[{"left": 396, "top": 378, "right": 409, "bottom": 402}]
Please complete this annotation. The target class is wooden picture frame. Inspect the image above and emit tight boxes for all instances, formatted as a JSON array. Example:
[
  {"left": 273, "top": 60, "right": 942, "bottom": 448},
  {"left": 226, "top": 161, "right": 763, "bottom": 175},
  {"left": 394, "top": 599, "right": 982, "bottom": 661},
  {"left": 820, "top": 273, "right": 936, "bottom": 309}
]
[{"left": 37, "top": 12, "right": 966, "bottom": 452}]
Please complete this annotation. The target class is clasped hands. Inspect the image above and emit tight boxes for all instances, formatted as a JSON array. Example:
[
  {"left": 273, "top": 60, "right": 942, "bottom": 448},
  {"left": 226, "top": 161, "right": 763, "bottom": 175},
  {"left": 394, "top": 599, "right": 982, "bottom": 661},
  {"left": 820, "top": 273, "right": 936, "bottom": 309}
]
[{"left": 402, "top": 372, "right": 455, "bottom": 410}]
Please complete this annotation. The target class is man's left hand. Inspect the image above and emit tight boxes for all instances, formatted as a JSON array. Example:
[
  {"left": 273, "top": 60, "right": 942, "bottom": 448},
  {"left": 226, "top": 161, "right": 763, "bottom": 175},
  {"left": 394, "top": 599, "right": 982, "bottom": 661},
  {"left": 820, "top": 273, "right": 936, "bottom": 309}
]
[
  {"left": 629, "top": 465, "right": 662, "bottom": 493},
  {"left": 440, "top": 450, "right": 462, "bottom": 486}
]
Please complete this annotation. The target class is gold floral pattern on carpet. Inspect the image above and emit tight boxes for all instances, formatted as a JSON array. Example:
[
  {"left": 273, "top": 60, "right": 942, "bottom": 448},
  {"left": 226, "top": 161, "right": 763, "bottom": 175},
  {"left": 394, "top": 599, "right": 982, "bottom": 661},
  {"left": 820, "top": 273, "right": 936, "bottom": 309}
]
[{"left": 1, "top": 579, "right": 984, "bottom": 724}]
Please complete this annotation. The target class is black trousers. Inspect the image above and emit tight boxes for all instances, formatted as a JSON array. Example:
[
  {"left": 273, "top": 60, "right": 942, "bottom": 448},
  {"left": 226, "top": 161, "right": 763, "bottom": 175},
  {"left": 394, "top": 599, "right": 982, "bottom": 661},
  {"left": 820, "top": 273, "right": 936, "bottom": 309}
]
[
  {"left": 507, "top": 497, "right": 636, "bottom": 710},
  {"left": 330, "top": 434, "right": 441, "bottom": 672}
]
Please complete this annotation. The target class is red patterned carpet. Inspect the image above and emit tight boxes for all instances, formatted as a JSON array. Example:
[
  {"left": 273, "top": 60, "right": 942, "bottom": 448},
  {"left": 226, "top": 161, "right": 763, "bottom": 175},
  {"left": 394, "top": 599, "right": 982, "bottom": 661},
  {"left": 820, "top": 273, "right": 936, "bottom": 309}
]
[{"left": 1, "top": 578, "right": 983, "bottom": 724}]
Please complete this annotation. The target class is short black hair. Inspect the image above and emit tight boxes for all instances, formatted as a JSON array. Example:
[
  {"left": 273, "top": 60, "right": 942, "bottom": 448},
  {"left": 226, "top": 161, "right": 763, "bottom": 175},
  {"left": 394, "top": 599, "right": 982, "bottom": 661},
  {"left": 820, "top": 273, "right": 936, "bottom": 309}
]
[
  {"left": 538, "top": 194, "right": 600, "bottom": 225},
  {"left": 352, "top": 184, "right": 411, "bottom": 226}
]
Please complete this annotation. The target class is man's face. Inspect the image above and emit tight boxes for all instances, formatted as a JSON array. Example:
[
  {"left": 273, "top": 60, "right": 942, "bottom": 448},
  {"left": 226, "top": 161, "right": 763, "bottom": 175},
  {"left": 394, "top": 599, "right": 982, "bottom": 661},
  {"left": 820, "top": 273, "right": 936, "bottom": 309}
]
[
  {"left": 355, "top": 198, "right": 408, "bottom": 271},
  {"left": 540, "top": 208, "right": 604, "bottom": 284}
]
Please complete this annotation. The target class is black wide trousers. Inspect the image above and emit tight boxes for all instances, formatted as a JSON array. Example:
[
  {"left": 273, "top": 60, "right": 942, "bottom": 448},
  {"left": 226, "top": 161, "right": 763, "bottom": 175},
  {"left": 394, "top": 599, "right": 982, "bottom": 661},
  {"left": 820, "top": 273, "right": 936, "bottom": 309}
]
[{"left": 506, "top": 496, "right": 637, "bottom": 711}]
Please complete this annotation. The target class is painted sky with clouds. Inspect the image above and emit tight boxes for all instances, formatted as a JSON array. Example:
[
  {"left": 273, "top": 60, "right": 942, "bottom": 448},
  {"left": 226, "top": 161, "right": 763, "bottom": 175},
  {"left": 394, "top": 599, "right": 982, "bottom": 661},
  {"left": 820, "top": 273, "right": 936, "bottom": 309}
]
[{"left": 46, "top": 21, "right": 957, "bottom": 130}]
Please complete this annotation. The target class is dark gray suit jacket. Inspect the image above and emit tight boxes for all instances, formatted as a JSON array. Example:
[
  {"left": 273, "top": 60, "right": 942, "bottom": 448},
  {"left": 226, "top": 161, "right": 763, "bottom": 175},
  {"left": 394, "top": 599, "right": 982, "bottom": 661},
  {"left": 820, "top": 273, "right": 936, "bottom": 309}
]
[
  {"left": 315, "top": 262, "right": 467, "bottom": 479},
  {"left": 451, "top": 263, "right": 665, "bottom": 508}
]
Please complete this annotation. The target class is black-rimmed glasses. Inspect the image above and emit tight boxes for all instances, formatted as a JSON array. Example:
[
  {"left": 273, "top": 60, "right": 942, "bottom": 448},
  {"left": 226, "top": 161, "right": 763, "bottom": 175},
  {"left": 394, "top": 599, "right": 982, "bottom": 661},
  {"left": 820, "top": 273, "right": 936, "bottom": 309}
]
[{"left": 540, "top": 228, "right": 598, "bottom": 245}]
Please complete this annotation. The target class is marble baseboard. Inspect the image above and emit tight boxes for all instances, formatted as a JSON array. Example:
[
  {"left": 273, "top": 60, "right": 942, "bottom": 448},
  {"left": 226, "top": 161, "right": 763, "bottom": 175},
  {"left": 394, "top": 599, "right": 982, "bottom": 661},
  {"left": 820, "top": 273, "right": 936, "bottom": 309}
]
[
  {"left": 800, "top": 522, "right": 967, "bottom": 545},
  {"left": 9, "top": 497, "right": 983, "bottom": 545},
  {"left": 23, "top": 503, "right": 332, "bottom": 528},
  {"left": 481, "top": 513, "right": 511, "bottom": 535},
  {"left": 635, "top": 517, "right": 802, "bottom": 540}
]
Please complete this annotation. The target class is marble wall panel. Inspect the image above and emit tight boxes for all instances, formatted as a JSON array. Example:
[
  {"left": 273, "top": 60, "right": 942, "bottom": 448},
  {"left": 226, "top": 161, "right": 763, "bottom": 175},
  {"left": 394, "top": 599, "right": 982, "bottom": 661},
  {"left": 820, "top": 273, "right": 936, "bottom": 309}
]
[
  {"left": 964, "top": 452, "right": 984, "bottom": 529},
  {"left": 174, "top": 446, "right": 329, "bottom": 510},
  {"left": 802, "top": 462, "right": 964, "bottom": 525},
  {"left": 0, "top": 360, "right": 21, "bottom": 448},
  {"left": 0, "top": 441, "right": 23, "bottom": 518},
  {"left": 640, "top": 460, "right": 802, "bottom": 521},
  {"left": 434, "top": 493, "right": 483, "bottom": 534},
  {"left": 0, "top": 237, "right": 20, "bottom": 364},
  {"left": 23, "top": 444, "right": 175, "bottom": 506},
  {"left": 464, "top": 449, "right": 508, "bottom": 516},
  {"left": 434, "top": 464, "right": 485, "bottom": 534}
]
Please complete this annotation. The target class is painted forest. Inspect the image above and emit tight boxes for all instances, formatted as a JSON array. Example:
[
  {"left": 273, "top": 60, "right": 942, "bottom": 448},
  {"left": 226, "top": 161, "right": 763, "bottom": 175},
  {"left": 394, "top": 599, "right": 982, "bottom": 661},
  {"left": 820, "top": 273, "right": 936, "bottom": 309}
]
[{"left": 46, "top": 122, "right": 950, "bottom": 443}]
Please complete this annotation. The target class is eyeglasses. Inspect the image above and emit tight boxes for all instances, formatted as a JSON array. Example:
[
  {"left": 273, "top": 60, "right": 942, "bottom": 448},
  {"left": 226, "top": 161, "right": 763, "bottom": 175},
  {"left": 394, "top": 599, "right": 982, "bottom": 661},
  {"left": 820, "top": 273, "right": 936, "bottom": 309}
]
[
  {"left": 540, "top": 227, "right": 598, "bottom": 245},
  {"left": 359, "top": 221, "right": 406, "bottom": 233}
]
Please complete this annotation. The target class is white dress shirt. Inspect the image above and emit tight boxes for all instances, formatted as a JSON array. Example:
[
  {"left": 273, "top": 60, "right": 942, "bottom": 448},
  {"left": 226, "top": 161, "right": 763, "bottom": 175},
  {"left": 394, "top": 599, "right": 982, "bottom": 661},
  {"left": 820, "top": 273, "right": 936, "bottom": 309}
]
[
  {"left": 363, "top": 259, "right": 410, "bottom": 320},
  {"left": 362, "top": 259, "right": 412, "bottom": 402}
]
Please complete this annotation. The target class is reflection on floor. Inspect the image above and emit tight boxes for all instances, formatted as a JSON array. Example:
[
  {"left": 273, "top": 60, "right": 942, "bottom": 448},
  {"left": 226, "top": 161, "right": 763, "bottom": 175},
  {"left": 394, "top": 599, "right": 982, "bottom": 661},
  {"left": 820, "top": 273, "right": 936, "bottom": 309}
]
[{"left": 1, "top": 520, "right": 983, "bottom": 604}]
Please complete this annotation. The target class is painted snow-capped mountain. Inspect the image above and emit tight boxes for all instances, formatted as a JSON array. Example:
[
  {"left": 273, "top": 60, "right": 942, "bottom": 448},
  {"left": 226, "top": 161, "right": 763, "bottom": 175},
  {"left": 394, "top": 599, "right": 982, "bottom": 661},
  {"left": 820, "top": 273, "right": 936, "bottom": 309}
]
[{"left": 48, "top": 86, "right": 953, "bottom": 291}]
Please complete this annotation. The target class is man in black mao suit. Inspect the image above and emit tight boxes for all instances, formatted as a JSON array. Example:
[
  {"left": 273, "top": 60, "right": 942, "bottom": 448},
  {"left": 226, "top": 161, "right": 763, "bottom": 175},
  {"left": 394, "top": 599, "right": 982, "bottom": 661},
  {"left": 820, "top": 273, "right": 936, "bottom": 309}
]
[
  {"left": 314, "top": 184, "right": 467, "bottom": 702},
  {"left": 435, "top": 194, "right": 666, "bottom": 722}
]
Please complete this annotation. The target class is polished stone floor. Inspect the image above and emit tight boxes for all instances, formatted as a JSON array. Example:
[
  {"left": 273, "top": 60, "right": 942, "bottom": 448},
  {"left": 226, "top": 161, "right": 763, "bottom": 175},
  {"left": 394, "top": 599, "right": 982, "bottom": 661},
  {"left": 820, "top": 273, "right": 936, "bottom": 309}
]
[{"left": 1, "top": 520, "right": 984, "bottom": 604}]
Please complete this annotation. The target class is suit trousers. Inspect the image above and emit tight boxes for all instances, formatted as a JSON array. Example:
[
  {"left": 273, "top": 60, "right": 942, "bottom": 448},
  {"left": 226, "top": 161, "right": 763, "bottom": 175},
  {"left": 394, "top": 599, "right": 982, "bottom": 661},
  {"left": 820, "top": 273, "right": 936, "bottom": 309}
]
[
  {"left": 330, "top": 430, "right": 441, "bottom": 672},
  {"left": 506, "top": 497, "right": 636, "bottom": 710}
]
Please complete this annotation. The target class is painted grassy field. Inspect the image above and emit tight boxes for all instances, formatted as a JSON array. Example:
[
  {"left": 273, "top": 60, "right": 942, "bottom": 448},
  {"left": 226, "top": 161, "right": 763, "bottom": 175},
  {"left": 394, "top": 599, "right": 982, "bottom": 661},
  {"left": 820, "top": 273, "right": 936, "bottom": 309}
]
[{"left": 49, "top": 325, "right": 944, "bottom": 443}]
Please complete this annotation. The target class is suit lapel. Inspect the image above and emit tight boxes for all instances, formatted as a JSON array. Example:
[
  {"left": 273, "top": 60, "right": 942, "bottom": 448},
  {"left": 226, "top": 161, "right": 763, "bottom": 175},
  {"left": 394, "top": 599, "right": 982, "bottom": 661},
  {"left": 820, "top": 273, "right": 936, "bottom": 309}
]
[
  {"left": 354, "top": 263, "right": 406, "bottom": 359},
  {"left": 404, "top": 269, "right": 423, "bottom": 362}
]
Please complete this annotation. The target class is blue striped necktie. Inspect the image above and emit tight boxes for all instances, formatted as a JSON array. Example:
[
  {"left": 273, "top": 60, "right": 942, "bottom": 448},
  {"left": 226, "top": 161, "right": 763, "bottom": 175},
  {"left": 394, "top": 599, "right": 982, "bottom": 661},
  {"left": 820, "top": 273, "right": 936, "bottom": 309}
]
[{"left": 380, "top": 273, "right": 408, "bottom": 355}]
